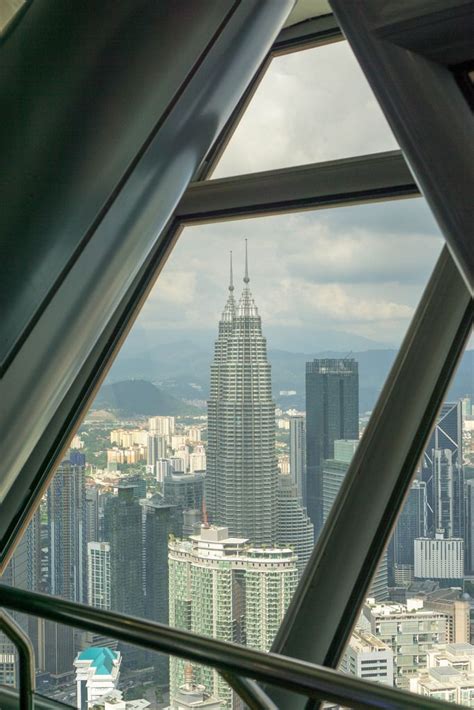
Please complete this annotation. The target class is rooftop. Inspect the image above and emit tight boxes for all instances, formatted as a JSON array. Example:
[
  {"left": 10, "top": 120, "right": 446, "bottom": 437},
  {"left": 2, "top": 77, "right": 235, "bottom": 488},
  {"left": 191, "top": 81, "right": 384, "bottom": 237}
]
[{"left": 76, "top": 646, "right": 119, "bottom": 675}]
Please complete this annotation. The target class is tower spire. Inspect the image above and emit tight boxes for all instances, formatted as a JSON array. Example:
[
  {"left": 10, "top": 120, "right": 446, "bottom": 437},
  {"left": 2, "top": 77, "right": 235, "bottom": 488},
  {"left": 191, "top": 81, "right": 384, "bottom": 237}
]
[
  {"left": 244, "top": 238, "right": 249, "bottom": 284},
  {"left": 229, "top": 251, "right": 234, "bottom": 292}
]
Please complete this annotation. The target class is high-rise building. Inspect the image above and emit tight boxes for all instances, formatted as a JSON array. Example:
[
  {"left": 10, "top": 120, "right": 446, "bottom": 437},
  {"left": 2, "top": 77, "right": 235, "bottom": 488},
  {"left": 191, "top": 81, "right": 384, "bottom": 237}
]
[
  {"left": 147, "top": 433, "right": 167, "bottom": 466},
  {"left": 422, "top": 401, "right": 463, "bottom": 536},
  {"left": 163, "top": 470, "right": 204, "bottom": 533},
  {"left": 391, "top": 480, "right": 427, "bottom": 575},
  {"left": 104, "top": 486, "right": 144, "bottom": 619},
  {"left": 87, "top": 542, "right": 111, "bottom": 610},
  {"left": 141, "top": 496, "right": 182, "bottom": 685},
  {"left": 149, "top": 416, "right": 176, "bottom": 439},
  {"left": 465, "top": 479, "right": 474, "bottom": 573},
  {"left": 321, "top": 440, "right": 359, "bottom": 525},
  {"left": 48, "top": 459, "right": 87, "bottom": 603},
  {"left": 276, "top": 474, "right": 314, "bottom": 576},
  {"left": 169, "top": 525, "right": 297, "bottom": 708},
  {"left": 306, "top": 359, "right": 359, "bottom": 535},
  {"left": 206, "top": 248, "right": 278, "bottom": 545},
  {"left": 414, "top": 534, "right": 464, "bottom": 581},
  {"left": 85, "top": 486, "right": 100, "bottom": 544},
  {"left": 289, "top": 416, "right": 306, "bottom": 503}
]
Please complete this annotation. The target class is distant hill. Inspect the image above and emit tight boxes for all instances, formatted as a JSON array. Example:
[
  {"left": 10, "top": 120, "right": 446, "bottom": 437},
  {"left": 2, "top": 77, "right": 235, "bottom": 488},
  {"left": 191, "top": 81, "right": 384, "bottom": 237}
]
[
  {"left": 104, "top": 343, "right": 473, "bottom": 415},
  {"left": 93, "top": 379, "right": 200, "bottom": 417}
]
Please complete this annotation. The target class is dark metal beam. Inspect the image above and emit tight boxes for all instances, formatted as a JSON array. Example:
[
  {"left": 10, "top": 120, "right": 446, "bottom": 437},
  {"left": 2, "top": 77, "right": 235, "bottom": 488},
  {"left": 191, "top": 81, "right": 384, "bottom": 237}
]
[
  {"left": 0, "top": 584, "right": 462, "bottom": 710},
  {"left": 329, "top": 0, "right": 474, "bottom": 293},
  {"left": 0, "top": 0, "right": 294, "bottom": 569},
  {"left": 272, "top": 14, "right": 342, "bottom": 55},
  {"left": 177, "top": 151, "right": 418, "bottom": 222},
  {"left": 271, "top": 246, "right": 472, "bottom": 708}
]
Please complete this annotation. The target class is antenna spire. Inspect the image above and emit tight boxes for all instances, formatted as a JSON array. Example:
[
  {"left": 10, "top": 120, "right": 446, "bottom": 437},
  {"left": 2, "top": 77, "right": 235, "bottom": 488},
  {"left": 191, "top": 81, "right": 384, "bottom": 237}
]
[
  {"left": 229, "top": 251, "right": 234, "bottom": 292},
  {"left": 244, "top": 238, "right": 249, "bottom": 284}
]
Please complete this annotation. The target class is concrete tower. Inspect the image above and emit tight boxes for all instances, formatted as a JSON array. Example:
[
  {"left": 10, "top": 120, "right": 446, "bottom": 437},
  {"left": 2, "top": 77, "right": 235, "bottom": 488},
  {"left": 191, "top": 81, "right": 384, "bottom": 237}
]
[{"left": 206, "top": 245, "right": 278, "bottom": 545}]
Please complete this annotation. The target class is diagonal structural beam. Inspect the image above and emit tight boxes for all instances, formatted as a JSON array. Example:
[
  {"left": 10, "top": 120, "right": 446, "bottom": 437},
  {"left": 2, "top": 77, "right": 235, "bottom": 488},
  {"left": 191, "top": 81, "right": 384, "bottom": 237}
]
[{"left": 270, "top": 245, "right": 472, "bottom": 708}]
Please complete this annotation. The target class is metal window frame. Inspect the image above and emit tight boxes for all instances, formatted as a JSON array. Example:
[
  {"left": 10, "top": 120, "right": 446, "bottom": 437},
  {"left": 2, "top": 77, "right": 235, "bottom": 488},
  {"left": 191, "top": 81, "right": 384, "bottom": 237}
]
[
  {"left": 0, "top": 609, "right": 34, "bottom": 710},
  {"left": 2, "top": 10, "right": 472, "bottom": 710}
]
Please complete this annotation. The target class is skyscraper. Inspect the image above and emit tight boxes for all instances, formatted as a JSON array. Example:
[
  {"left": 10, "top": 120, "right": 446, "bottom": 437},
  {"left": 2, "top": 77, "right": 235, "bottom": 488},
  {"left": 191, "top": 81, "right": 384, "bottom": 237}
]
[
  {"left": 306, "top": 359, "right": 359, "bottom": 535},
  {"left": 289, "top": 416, "right": 306, "bottom": 504},
  {"left": 390, "top": 480, "right": 427, "bottom": 582},
  {"left": 87, "top": 542, "right": 111, "bottom": 610},
  {"left": 169, "top": 525, "right": 297, "bottom": 708},
  {"left": 206, "top": 246, "right": 278, "bottom": 545},
  {"left": 276, "top": 474, "right": 314, "bottom": 577},
  {"left": 142, "top": 496, "right": 182, "bottom": 685},
  {"left": 104, "top": 485, "right": 144, "bottom": 619},
  {"left": 47, "top": 459, "right": 87, "bottom": 603},
  {"left": 422, "top": 401, "right": 463, "bottom": 536}
]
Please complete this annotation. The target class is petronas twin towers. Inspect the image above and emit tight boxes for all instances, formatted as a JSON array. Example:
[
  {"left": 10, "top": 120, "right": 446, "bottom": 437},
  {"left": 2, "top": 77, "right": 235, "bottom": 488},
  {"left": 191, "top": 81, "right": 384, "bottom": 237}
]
[{"left": 206, "top": 242, "right": 278, "bottom": 546}]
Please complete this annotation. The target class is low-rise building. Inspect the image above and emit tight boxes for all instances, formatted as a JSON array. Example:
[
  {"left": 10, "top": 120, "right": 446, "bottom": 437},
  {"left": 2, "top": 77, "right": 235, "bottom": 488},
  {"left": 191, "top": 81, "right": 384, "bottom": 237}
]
[{"left": 410, "top": 643, "right": 474, "bottom": 705}]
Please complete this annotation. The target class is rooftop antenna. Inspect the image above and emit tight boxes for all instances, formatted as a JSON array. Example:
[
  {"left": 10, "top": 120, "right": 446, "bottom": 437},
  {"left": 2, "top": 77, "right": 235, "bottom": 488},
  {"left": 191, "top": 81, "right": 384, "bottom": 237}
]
[
  {"left": 244, "top": 238, "right": 249, "bottom": 284},
  {"left": 229, "top": 250, "right": 234, "bottom": 292}
]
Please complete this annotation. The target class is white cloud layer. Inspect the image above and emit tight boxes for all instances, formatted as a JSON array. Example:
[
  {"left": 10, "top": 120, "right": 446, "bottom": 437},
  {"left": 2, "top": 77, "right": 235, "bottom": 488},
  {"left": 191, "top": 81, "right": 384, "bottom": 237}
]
[{"left": 128, "top": 41, "right": 444, "bottom": 351}]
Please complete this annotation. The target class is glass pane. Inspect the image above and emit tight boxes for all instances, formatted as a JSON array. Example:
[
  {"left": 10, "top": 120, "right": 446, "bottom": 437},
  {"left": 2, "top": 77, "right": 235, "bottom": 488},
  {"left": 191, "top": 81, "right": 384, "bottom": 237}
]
[
  {"left": 1, "top": 197, "right": 444, "bottom": 705},
  {"left": 341, "top": 335, "right": 474, "bottom": 705},
  {"left": 212, "top": 41, "right": 398, "bottom": 179}
]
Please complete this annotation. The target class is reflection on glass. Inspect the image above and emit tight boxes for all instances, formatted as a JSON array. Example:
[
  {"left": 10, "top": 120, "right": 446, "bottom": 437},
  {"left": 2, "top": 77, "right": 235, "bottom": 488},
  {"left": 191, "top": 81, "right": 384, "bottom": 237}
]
[
  {"left": 1, "top": 199, "right": 448, "bottom": 706},
  {"left": 212, "top": 41, "right": 398, "bottom": 179},
  {"left": 339, "top": 338, "right": 474, "bottom": 706}
]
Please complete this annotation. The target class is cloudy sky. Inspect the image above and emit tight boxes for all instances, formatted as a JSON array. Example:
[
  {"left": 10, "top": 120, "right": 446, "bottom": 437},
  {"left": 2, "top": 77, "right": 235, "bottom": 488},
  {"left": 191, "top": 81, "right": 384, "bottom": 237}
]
[{"left": 126, "top": 41, "right": 446, "bottom": 354}]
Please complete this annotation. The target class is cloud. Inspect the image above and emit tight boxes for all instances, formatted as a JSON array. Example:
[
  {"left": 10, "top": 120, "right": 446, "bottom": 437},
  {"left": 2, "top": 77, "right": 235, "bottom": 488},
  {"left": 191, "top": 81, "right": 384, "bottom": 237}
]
[{"left": 127, "top": 41, "right": 444, "bottom": 351}]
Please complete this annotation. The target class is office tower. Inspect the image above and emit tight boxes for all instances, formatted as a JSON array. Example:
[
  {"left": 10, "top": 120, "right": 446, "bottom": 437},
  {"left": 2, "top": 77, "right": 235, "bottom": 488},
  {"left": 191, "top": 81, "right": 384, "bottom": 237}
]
[
  {"left": 169, "top": 525, "right": 297, "bottom": 708},
  {"left": 147, "top": 433, "right": 167, "bottom": 466},
  {"left": 465, "top": 479, "right": 474, "bottom": 573},
  {"left": 362, "top": 598, "right": 447, "bottom": 689},
  {"left": 422, "top": 401, "right": 463, "bottom": 535},
  {"left": 340, "top": 629, "right": 394, "bottom": 686},
  {"left": 433, "top": 448, "right": 464, "bottom": 539},
  {"left": 141, "top": 496, "right": 182, "bottom": 685},
  {"left": 276, "top": 474, "right": 314, "bottom": 576},
  {"left": 149, "top": 415, "right": 176, "bottom": 438},
  {"left": 74, "top": 647, "right": 121, "bottom": 708},
  {"left": 104, "top": 486, "right": 144, "bottom": 619},
  {"left": 87, "top": 542, "right": 111, "bottom": 609},
  {"left": 48, "top": 459, "right": 87, "bottom": 602},
  {"left": 123, "top": 475, "right": 147, "bottom": 500},
  {"left": 414, "top": 534, "right": 464, "bottom": 581},
  {"left": 391, "top": 480, "right": 427, "bottom": 577},
  {"left": 322, "top": 440, "right": 359, "bottom": 525},
  {"left": 289, "top": 416, "right": 306, "bottom": 503},
  {"left": 206, "top": 248, "right": 278, "bottom": 545},
  {"left": 163, "top": 470, "right": 204, "bottom": 533},
  {"left": 306, "top": 359, "right": 359, "bottom": 535},
  {"left": 85, "top": 486, "right": 100, "bottom": 543}
]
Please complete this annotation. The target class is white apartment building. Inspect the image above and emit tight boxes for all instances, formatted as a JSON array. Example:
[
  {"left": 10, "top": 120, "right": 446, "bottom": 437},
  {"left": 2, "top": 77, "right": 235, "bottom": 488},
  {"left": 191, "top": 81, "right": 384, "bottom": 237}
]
[
  {"left": 155, "top": 458, "right": 172, "bottom": 483},
  {"left": 189, "top": 445, "right": 206, "bottom": 473},
  {"left": 149, "top": 416, "right": 176, "bottom": 438},
  {"left": 110, "top": 429, "right": 148, "bottom": 447},
  {"left": 414, "top": 534, "right": 464, "bottom": 579},
  {"left": 88, "top": 542, "right": 111, "bottom": 610},
  {"left": 340, "top": 628, "right": 394, "bottom": 686},
  {"left": 361, "top": 598, "right": 447, "bottom": 689}
]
